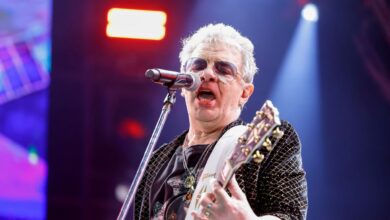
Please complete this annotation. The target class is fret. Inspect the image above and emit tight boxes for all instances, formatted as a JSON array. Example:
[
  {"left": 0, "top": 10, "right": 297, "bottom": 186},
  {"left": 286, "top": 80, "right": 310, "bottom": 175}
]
[{"left": 216, "top": 159, "right": 233, "bottom": 188}]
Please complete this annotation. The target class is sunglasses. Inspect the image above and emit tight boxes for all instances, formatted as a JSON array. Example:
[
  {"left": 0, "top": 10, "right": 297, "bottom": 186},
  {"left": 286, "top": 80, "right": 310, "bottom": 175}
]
[{"left": 183, "top": 57, "right": 240, "bottom": 82}]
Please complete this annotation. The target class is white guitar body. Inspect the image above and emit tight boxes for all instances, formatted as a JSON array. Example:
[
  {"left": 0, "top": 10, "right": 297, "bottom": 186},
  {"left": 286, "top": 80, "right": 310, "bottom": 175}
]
[{"left": 185, "top": 125, "right": 247, "bottom": 220}]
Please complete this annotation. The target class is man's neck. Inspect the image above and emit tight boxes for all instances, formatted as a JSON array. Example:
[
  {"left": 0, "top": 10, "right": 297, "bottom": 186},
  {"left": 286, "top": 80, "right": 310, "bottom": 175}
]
[
  {"left": 185, "top": 117, "right": 238, "bottom": 147},
  {"left": 184, "top": 126, "right": 223, "bottom": 148}
]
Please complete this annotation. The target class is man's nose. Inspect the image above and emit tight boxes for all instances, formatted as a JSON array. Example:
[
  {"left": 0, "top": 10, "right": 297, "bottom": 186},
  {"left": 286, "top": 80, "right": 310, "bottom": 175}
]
[{"left": 200, "top": 65, "right": 217, "bottom": 82}]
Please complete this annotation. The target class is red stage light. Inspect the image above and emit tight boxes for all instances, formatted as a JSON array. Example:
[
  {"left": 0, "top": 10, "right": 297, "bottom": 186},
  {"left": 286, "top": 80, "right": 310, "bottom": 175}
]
[
  {"left": 106, "top": 8, "right": 167, "bottom": 40},
  {"left": 118, "top": 119, "right": 146, "bottom": 139}
]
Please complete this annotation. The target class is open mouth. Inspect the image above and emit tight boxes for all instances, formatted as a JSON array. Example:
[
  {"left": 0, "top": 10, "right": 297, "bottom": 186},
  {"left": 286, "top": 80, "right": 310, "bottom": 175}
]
[{"left": 197, "top": 90, "right": 216, "bottom": 100}]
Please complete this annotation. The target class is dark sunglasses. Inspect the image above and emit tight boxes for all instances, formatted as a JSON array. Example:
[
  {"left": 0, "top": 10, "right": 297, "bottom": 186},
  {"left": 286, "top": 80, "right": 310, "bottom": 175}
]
[{"left": 183, "top": 57, "right": 239, "bottom": 80}]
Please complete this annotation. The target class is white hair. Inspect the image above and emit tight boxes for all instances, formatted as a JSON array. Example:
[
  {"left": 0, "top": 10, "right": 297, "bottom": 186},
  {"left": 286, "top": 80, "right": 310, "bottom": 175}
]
[{"left": 179, "top": 23, "right": 258, "bottom": 83}]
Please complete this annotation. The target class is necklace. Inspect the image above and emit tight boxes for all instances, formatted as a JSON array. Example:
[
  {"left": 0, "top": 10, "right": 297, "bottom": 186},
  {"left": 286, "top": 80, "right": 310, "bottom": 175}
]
[
  {"left": 181, "top": 137, "right": 214, "bottom": 201},
  {"left": 182, "top": 150, "right": 196, "bottom": 201},
  {"left": 181, "top": 121, "right": 241, "bottom": 201}
]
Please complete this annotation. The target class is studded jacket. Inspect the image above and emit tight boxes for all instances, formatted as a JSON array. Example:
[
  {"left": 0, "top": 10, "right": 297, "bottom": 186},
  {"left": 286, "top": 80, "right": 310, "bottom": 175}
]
[{"left": 134, "top": 120, "right": 308, "bottom": 220}]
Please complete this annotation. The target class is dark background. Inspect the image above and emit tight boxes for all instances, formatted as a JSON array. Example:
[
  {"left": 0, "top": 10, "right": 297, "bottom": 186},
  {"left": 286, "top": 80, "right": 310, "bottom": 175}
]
[{"left": 47, "top": 0, "right": 390, "bottom": 219}]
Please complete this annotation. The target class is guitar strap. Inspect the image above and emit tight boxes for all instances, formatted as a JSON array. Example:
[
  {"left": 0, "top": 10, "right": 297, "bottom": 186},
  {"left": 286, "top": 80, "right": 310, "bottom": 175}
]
[{"left": 185, "top": 125, "right": 247, "bottom": 220}]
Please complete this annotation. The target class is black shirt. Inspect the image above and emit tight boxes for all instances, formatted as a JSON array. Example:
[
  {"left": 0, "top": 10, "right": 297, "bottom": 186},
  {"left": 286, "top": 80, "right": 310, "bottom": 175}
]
[{"left": 150, "top": 144, "right": 208, "bottom": 220}]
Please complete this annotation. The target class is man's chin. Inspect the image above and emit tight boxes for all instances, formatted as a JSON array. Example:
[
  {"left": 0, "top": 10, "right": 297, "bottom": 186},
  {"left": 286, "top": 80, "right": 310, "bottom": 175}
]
[{"left": 194, "top": 111, "right": 219, "bottom": 123}]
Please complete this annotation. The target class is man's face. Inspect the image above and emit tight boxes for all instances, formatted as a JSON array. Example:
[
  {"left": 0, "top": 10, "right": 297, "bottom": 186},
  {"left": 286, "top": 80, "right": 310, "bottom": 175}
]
[{"left": 182, "top": 42, "right": 254, "bottom": 127}]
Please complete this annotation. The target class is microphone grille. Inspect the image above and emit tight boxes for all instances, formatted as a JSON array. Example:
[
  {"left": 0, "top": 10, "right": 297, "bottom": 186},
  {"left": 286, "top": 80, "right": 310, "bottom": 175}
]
[
  {"left": 145, "top": 69, "right": 159, "bottom": 80},
  {"left": 185, "top": 73, "right": 201, "bottom": 92}
]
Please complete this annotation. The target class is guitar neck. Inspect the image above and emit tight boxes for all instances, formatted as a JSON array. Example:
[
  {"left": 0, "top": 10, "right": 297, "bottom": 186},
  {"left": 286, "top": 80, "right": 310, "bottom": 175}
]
[{"left": 216, "top": 159, "right": 242, "bottom": 189}]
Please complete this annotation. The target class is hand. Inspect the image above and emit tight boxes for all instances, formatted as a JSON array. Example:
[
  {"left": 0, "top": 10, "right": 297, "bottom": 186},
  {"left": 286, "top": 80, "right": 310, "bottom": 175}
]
[{"left": 191, "top": 175, "right": 259, "bottom": 220}]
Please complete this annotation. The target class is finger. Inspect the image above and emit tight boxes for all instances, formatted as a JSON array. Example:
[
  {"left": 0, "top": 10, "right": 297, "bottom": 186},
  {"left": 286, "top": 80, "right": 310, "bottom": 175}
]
[
  {"left": 198, "top": 205, "right": 213, "bottom": 218},
  {"left": 191, "top": 211, "right": 208, "bottom": 220},
  {"left": 198, "top": 193, "right": 216, "bottom": 218},
  {"left": 211, "top": 178, "right": 230, "bottom": 203},
  {"left": 198, "top": 201, "right": 214, "bottom": 214},
  {"left": 199, "top": 192, "right": 215, "bottom": 208},
  {"left": 204, "top": 192, "right": 216, "bottom": 203},
  {"left": 227, "top": 175, "right": 246, "bottom": 200}
]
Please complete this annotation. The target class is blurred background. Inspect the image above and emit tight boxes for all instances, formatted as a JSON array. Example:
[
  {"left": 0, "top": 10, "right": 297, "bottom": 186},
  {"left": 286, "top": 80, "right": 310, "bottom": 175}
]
[{"left": 0, "top": 0, "right": 389, "bottom": 219}]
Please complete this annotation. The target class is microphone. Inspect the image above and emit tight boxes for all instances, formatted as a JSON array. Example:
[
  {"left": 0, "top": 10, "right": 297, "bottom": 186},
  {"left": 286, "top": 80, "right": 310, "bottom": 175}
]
[{"left": 145, "top": 68, "right": 200, "bottom": 91}]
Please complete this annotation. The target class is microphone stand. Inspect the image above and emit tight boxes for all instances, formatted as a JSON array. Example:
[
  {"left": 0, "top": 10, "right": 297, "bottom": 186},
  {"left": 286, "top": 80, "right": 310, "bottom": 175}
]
[{"left": 116, "top": 88, "right": 177, "bottom": 220}]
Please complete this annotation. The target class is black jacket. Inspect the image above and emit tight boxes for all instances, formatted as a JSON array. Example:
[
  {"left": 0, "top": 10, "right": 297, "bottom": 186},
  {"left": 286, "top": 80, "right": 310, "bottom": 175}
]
[{"left": 134, "top": 120, "right": 308, "bottom": 220}]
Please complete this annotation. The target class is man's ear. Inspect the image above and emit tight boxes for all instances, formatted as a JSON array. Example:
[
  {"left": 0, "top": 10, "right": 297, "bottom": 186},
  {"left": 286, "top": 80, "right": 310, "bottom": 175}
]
[{"left": 240, "top": 83, "right": 254, "bottom": 106}]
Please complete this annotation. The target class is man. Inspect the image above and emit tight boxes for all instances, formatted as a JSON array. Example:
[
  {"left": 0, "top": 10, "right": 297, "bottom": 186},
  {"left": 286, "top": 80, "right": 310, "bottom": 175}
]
[{"left": 134, "top": 23, "right": 308, "bottom": 220}]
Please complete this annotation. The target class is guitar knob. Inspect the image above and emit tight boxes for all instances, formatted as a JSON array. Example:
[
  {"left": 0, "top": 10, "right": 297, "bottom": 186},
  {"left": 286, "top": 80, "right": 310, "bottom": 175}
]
[
  {"left": 256, "top": 110, "right": 264, "bottom": 118},
  {"left": 262, "top": 137, "right": 273, "bottom": 151},
  {"left": 263, "top": 123, "right": 271, "bottom": 132},
  {"left": 272, "top": 127, "right": 284, "bottom": 139},
  {"left": 253, "top": 150, "right": 264, "bottom": 163},
  {"left": 254, "top": 135, "right": 261, "bottom": 143},
  {"left": 241, "top": 147, "right": 250, "bottom": 156},
  {"left": 238, "top": 136, "right": 247, "bottom": 144}
]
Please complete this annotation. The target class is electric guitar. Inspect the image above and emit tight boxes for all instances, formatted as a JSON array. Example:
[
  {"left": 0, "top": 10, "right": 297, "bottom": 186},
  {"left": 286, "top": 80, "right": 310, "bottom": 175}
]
[{"left": 164, "top": 100, "right": 284, "bottom": 220}]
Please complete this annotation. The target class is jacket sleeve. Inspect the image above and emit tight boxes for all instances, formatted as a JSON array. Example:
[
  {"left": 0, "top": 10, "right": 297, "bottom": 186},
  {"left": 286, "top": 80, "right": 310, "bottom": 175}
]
[
  {"left": 133, "top": 143, "right": 168, "bottom": 220},
  {"left": 255, "top": 121, "right": 308, "bottom": 220}
]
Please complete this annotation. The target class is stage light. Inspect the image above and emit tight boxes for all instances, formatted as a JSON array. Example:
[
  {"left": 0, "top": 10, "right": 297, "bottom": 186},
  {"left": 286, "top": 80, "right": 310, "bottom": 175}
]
[
  {"left": 115, "top": 184, "right": 128, "bottom": 202},
  {"left": 301, "top": 3, "right": 319, "bottom": 22},
  {"left": 118, "top": 119, "right": 146, "bottom": 139},
  {"left": 106, "top": 8, "right": 167, "bottom": 40}
]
